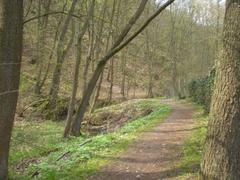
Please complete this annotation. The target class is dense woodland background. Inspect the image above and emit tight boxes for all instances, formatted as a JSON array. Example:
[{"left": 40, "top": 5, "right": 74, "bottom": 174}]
[{"left": 19, "top": 0, "right": 223, "bottom": 122}]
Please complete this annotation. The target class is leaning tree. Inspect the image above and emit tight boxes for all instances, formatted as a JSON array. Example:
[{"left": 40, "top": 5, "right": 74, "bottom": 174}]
[{"left": 67, "top": 0, "right": 175, "bottom": 136}]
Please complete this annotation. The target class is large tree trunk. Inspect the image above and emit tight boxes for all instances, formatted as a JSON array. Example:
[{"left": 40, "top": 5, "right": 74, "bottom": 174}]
[
  {"left": 200, "top": 1, "right": 240, "bottom": 179},
  {"left": 0, "top": 0, "right": 23, "bottom": 179}
]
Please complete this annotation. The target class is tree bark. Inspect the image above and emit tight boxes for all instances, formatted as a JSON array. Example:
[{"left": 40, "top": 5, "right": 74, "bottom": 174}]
[
  {"left": 168, "top": 5, "right": 179, "bottom": 97},
  {"left": 38, "top": 1, "right": 68, "bottom": 91},
  {"left": 200, "top": 1, "right": 240, "bottom": 179},
  {"left": 108, "top": 0, "right": 122, "bottom": 103},
  {"left": 89, "top": 71, "right": 104, "bottom": 113},
  {"left": 88, "top": 0, "right": 108, "bottom": 113},
  {"left": 64, "top": 0, "right": 95, "bottom": 137},
  {"left": 145, "top": 29, "right": 154, "bottom": 98},
  {"left": 120, "top": 49, "right": 127, "bottom": 99},
  {"left": 83, "top": 30, "right": 94, "bottom": 94},
  {"left": 34, "top": 0, "right": 52, "bottom": 95},
  {"left": 49, "top": 0, "right": 77, "bottom": 110},
  {"left": 49, "top": 20, "right": 75, "bottom": 115},
  {"left": 106, "top": 0, "right": 117, "bottom": 102},
  {"left": 0, "top": 0, "right": 23, "bottom": 179},
  {"left": 133, "top": 57, "right": 137, "bottom": 98}
]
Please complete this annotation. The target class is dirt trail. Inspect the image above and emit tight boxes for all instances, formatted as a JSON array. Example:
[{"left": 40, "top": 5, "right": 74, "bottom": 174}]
[{"left": 89, "top": 100, "right": 196, "bottom": 180}]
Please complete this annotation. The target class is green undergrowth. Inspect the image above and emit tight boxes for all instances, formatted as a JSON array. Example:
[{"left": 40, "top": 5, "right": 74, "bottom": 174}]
[
  {"left": 19, "top": 73, "right": 35, "bottom": 94},
  {"left": 10, "top": 98, "right": 171, "bottom": 180},
  {"left": 177, "top": 105, "right": 208, "bottom": 179}
]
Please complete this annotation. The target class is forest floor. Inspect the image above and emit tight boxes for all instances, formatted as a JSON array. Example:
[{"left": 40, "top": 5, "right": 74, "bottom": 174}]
[
  {"left": 10, "top": 98, "right": 206, "bottom": 179},
  {"left": 89, "top": 100, "right": 199, "bottom": 180},
  {"left": 10, "top": 98, "right": 171, "bottom": 179}
]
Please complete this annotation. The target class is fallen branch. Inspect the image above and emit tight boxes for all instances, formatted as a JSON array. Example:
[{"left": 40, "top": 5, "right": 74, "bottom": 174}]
[
  {"left": 56, "top": 151, "right": 70, "bottom": 161},
  {"left": 79, "top": 139, "right": 92, "bottom": 147},
  {"left": 31, "top": 170, "right": 40, "bottom": 178},
  {"left": 18, "top": 99, "right": 47, "bottom": 117},
  {"left": 56, "top": 139, "right": 92, "bottom": 161},
  {"left": 31, "top": 139, "right": 93, "bottom": 177}
]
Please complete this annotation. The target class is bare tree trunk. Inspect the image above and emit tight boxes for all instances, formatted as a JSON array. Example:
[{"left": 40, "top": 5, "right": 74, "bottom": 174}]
[
  {"left": 133, "top": 58, "right": 137, "bottom": 99},
  {"left": 108, "top": 0, "right": 122, "bottom": 102},
  {"left": 91, "top": 0, "right": 108, "bottom": 73},
  {"left": 35, "top": 0, "right": 68, "bottom": 94},
  {"left": 83, "top": 3, "right": 96, "bottom": 94},
  {"left": 110, "top": 0, "right": 123, "bottom": 102},
  {"left": 108, "top": 59, "right": 114, "bottom": 102},
  {"left": 106, "top": 0, "right": 117, "bottom": 102},
  {"left": 83, "top": 28, "right": 94, "bottom": 93},
  {"left": 69, "top": 0, "right": 175, "bottom": 136},
  {"left": 169, "top": 5, "right": 179, "bottom": 97},
  {"left": 89, "top": 0, "right": 114, "bottom": 112},
  {"left": 49, "top": 0, "right": 77, "bottom": 110},
  {"left": 145, "top": 29, "right": 154, "bottom": 98},
  {"left": 64, "top": 0, "right": 95, "bottom": 137},
  {"left": 0, "top": 1, "right": 23, "bottom": 179},
  {"left": 201, "top": 1, "right": 240, "bottom": 179},
  {"left": 34, "top": 0, "right": 52, "bottom": 95},
  {"left": 147, "top": 62, "right": 154, "bottom": 98},
  {"left": 49, "top": 21, "right": 75, "bottom": 114},
  {"left": 127, "top": 77, "right": 131, "bottom": 98},
  {"left": 120, "top": 49, "right": 127, "bottom": 99},
  {"left": 172, "top": 59, "right": 178, "bottom": 97},
  {"left": 89, "top": 71, "right": 104, "bottom": 113}
]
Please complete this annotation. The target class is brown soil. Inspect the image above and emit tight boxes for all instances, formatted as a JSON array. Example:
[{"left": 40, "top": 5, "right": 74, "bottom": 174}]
[{"left": 89, "top": 100, "right": 197, "bottom": 180}]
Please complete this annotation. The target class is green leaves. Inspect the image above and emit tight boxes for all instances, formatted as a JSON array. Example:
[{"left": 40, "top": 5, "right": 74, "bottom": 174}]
[{"left": 188, "top": 69, "right": 215, "bottom": 113}]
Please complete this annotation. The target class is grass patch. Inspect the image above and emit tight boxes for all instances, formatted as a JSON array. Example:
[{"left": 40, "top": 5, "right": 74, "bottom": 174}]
[
  {"left": 177, "top": 105, "right": 208, "bottom": 178},
  {"left": 10, "top": 98, "right": 171, "bottom": 180}
]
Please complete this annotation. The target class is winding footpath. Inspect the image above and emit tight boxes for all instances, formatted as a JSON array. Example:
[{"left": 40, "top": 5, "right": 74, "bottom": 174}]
[{"left": 89, "top": 100, "right": 196, "bottom": 180}]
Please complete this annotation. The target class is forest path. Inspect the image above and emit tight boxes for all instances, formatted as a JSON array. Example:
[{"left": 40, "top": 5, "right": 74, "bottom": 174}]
[{"left": 89, "top": 99, "right": 195, "bottom": 180}]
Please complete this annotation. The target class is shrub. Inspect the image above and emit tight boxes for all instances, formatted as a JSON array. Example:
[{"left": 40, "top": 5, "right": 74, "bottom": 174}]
[{"left": 188, "top": 69, "right": 215, "bottom": 113}]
